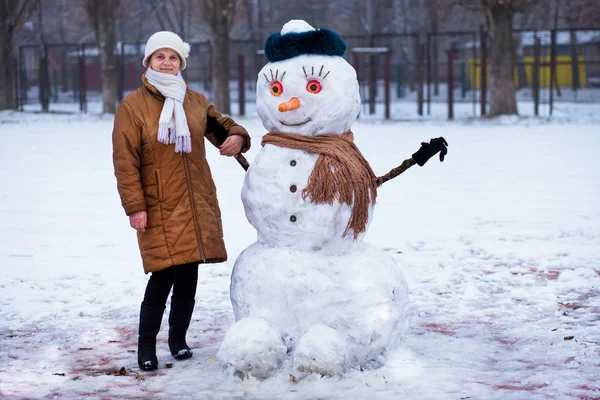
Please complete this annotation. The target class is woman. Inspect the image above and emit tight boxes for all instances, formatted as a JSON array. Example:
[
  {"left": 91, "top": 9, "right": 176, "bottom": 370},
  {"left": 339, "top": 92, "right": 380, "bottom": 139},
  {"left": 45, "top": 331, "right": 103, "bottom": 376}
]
[{"left": 112, "top": 31, "right": 250, "bottom": 371}]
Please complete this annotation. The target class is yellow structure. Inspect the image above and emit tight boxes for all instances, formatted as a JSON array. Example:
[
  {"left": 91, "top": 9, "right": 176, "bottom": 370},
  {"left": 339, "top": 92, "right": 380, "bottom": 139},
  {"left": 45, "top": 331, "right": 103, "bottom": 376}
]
[
  {"left": 467, "top": 56, "right": 586, "bottom": 88},
  {"left": 522, "top": 55, "right": 586, "bottom": 88}
]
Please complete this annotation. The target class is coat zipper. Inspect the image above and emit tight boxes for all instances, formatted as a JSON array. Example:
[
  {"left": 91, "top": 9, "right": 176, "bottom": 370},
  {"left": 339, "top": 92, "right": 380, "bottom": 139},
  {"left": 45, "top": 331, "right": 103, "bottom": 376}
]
[{"left": 183, "top": 153, "right": 206, "bottom": 261}]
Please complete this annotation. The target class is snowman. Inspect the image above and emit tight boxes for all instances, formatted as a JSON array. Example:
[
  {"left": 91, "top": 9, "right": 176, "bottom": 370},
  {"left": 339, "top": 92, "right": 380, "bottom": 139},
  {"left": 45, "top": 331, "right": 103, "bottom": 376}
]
[{"left": 216, "top": 20, "right": 447, "bottom": 379}]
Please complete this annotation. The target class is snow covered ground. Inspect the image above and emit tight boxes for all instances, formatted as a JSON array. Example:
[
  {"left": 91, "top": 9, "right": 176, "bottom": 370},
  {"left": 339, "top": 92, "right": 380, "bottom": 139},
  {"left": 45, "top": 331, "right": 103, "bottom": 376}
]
[{"left": 0, "top": 107, "right": 599, "bottom": 399}]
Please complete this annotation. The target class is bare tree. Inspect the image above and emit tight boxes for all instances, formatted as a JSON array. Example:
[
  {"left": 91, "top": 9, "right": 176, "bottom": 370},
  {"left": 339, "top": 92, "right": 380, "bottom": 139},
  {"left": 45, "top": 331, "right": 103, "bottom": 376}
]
[
  {"left": 456, "top": 0, "right": 538, "bottom": 117},
  {"left": 197, "top": 0, "right": 245, "bottom": 114},
  {"left": 0, "top": 0, "right": 36, "bottom": 110},
  {"left": 148, "top": 0, "right": 194, "bottom": 38},
  {"left": 85, "top": 0, "right": 119, "bottom": 114},
  {"left": 56, "top": 0, "right": 71, "bottom": 92}
]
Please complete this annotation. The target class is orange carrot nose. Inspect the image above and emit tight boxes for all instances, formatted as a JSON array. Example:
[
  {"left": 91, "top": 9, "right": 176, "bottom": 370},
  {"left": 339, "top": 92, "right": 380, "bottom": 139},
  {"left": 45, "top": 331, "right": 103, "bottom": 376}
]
[{"left": 278, "top": 97, "right": 301, "bottom": 112}]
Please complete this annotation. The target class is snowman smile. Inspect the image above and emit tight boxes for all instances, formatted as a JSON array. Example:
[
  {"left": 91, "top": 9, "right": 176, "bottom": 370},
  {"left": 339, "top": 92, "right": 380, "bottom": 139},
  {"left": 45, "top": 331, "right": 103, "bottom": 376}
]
[{"left": 280, "top": 118, "right": 312, "bottom": 126}]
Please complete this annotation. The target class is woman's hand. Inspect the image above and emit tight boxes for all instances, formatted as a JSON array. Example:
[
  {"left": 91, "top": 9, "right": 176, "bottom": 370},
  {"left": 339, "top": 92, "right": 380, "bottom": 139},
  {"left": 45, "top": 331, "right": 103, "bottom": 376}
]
[
  {"left": 219, "top": 135, "right": 245, "bottom": 156},
  {"left": 129, "top": 210, "right": 147, "bottom": 232}
]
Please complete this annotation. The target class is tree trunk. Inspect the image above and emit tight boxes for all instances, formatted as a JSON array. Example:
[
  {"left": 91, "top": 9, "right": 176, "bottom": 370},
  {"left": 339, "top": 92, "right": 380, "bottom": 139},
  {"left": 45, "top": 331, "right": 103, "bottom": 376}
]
[
  {"left": 486, "top": 6, "right": 518, "bottom": 116},
  {"left": 0, "top": 25, "right": 16, "bottom": 110},
  {"left": 211, "top": 25, "right": 231, "bottom": 114},
  {"left": 198, "top": 0, "right": 244, "bottom": 115},
  {"left": 90, "top": 0, "right": 119, "bottom": 114},
  {"left": 0, "top": 0, "right": 27, "bottom": 111}
]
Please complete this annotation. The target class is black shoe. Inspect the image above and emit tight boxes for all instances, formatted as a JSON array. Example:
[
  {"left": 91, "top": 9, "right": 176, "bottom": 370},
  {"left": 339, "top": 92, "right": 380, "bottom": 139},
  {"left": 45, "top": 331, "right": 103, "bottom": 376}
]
[
  {"left": 168, "top": 297, "right": 195, "bottom": 360},
  {"left": 137, "top": 303, "right": 165, "bottom": 371}
]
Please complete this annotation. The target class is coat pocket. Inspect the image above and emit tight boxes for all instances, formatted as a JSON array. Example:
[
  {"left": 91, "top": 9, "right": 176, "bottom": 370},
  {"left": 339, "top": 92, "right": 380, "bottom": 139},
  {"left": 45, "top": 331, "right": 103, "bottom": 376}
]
[{"left": 155, "top": 169, "right": 164, "bottom": 202}]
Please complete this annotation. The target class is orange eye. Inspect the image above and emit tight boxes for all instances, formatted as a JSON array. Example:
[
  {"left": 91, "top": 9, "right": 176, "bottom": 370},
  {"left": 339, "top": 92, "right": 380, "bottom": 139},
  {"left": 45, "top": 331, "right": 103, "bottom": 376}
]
[
  {"left": 270, "top": 81, "right": 283, "bottom": 96},
  {"left": 306, "top": 80, "right": 322, "bottom": 94}
]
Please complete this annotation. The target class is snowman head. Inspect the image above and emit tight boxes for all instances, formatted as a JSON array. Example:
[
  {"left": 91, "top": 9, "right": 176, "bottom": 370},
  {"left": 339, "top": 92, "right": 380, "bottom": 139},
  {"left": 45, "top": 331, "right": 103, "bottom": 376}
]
[{"left": 256, "top": 20, "right": 360, "bottom": 136}]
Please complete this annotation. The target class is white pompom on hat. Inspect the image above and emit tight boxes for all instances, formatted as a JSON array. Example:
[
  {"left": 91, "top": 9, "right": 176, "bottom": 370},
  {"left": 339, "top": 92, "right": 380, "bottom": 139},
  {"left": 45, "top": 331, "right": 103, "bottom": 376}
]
[{"left": 142, "top": 31, "right": 191, "bottom": 70}]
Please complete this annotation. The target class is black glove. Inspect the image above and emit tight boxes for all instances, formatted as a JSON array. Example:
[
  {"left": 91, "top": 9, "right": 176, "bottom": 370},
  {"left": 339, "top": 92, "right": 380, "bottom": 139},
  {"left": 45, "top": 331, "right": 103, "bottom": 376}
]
[{"left": 411, "top": 137, "right": 448, "bottom": 167}]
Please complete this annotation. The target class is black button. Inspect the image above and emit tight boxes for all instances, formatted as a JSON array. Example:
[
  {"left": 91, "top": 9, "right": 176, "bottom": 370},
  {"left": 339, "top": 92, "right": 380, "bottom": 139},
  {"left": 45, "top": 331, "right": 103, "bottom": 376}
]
[
  {"left": 290, "top": 160, "right": 297, "bottom": 167},
  {"left": 290, "top": 185, "right": 297, "bottom": 193},
  {"left": 290, "top": 215, "right": 297, "bottom": 222}
]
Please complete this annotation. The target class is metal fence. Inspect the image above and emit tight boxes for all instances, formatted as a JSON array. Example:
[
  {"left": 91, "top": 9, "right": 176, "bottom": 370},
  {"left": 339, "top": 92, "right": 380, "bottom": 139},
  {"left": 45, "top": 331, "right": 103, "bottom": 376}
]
[
  {"left": 16, "top": 28, "right": 600, "bottom": 118},
  {"left": 425, "top": 27, "right": 600, "bottom": 118},
  {"left": 18, "top": 43, "right": 90, "bottom": 112}
]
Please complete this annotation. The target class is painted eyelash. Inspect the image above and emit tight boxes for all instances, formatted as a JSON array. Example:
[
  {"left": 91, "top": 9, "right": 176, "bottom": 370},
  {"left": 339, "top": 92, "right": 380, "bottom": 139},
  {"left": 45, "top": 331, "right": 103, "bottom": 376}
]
[
  {"left": 263, "top": 69, "right": 285, "bottom": 83},
  {"left": 303, "top": 65, "right": 330, "bottom": 79}
]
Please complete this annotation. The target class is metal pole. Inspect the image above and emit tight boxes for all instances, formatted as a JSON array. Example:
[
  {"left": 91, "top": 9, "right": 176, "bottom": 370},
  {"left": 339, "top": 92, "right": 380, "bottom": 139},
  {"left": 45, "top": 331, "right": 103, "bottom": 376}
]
[
  {"left": 238, "top": 54, "right": 245, "bottom": 116},
  {"left": 118, "top": 41, "right": 125, "bottom": 103},
  {"left": 533, "top": 37, "right": 540, "bottom": 117},
  {"left": 472, "top": 32, "right": 476, "bottom": 117},
  {"left": 71, "top": 45, "right": 77, "bottom": 103},
  {"left": 384, "top": 51, "right": 390, "bottom": 119},
  {"left": 569, "top": 28, "right": 580, "bottom": 92},
  {"left": 433, "top": 34, "right": 439, "bottom": 96},
  {"left": 447, "top": 49, "right": 454, "bottom": 120},
  {"left": 479, "top": 25, "right": 487, "bottom": 117},
  {"left": 19, "top": 46, "right": 26, "bottom": 109},
  {"left": 549, "top": 29, "right": 557, "bottom": 116},
  {"left": 207, "top": 42, "right": 213, "bottom": 95},
  {"left": 78, "top": 45, "right": 84, "bottom": 112},
  {"left": 79, "top": 44, "right": 87, "bottom": 113},
  {"left": 418, "top": 44, "right": 424, "bottom": 116},
  {"left": 353, "top": 51, "right": 361, "bottom": 117},
  {"left": 82, "top": 44, "right": 87, "bottom": 113},
  {"left": 426, "top": 34, "right": 431, "bottom": 115},
  {"left": 40, "top": 44, "right": 49, "bottom": 112},
  {"left": 14, "top": 56, "right": 19, "bottom": 111}
]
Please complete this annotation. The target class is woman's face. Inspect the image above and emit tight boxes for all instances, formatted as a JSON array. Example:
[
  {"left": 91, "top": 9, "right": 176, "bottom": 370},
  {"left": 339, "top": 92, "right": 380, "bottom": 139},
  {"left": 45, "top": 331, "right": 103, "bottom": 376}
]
[{"left": 149, "top": 48, "right": 181, "bottom": 75}]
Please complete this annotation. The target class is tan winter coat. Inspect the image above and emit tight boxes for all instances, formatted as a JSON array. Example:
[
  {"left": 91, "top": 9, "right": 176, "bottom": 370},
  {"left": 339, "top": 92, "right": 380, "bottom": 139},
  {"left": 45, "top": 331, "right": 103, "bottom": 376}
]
[{"left": 112, "top": 75, "right": 250, "bottom": 273}]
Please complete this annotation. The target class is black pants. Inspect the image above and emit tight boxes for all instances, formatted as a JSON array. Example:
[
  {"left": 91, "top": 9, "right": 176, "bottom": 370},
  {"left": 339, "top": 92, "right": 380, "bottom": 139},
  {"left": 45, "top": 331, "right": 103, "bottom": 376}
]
[{"left": 142, "top": 262, "right": 199, "bottom": 308}]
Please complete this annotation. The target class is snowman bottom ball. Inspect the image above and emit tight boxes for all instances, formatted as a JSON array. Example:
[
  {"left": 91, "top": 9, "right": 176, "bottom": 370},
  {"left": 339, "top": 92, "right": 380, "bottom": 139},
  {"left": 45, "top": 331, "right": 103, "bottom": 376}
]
[{"left": 216, "top": 242, "right": 409, "bottom": 378}]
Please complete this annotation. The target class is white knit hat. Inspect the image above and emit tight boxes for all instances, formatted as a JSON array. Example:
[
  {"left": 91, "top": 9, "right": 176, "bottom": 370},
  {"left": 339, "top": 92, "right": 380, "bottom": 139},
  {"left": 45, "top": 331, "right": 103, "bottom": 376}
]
[{"left": 142, "top": 31, "right": 191, "bottom": 70}]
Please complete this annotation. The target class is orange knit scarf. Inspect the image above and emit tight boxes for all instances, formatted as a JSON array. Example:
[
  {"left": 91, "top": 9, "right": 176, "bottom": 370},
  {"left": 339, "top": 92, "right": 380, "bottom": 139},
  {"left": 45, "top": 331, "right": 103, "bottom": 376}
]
[{"left": 261, "top": 131, "right": 377, "bottom": 239}]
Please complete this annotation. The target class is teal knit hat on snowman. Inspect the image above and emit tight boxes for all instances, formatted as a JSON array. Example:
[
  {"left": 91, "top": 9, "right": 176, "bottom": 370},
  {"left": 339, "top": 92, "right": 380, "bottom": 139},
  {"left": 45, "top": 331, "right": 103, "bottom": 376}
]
[{"left": 264, "top": 20, "right": 347, "bottom": 63}]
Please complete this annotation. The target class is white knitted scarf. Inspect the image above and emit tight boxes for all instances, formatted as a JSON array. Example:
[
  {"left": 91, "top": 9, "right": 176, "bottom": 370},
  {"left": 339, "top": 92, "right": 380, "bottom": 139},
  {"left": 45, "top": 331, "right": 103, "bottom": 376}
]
[{"left": 145, "top": 68, "right": 191, "bottom": 153}]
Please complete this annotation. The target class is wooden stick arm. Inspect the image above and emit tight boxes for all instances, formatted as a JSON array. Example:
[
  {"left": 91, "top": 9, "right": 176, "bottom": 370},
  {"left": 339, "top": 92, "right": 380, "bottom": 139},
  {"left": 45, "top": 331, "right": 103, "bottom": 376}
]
[
  {"left": 375, "top": 158, "right": 416, "bottom": 187},
  {"left": 234, "top": 153, "right": 250, "bottom": 171},
  {"left": 233, "top": 154, "right": 414, "bottom": 181}
]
